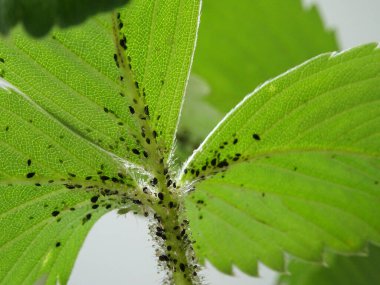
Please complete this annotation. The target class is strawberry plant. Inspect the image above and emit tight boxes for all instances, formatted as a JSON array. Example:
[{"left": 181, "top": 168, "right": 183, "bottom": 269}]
[{"left": 0, "top": 0, "right": 379, "bottom": 284}]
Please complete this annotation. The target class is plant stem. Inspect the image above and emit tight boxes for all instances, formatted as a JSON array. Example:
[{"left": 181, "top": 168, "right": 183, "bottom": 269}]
[{"left": 149, "top": 184, "right": 200, "bottom": 285}]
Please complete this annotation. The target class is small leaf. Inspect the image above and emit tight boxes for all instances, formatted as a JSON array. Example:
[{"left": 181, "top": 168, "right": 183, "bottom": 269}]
[{"left": 181, "top": 44, "right": 380, "bottom": 274}]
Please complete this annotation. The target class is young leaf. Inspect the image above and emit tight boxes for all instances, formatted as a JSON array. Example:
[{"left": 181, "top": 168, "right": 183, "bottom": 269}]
[
  {"left": 181, "top": 44, "right": 380, "bottom": 275},
  {"left": 278, "top": 244, "right": 380, "bottom": 285}
]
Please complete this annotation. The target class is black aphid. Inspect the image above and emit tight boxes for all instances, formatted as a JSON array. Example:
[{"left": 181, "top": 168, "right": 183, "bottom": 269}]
[
  {"left": 26, "top": 172, "right": 35, "bottom": 178},
  {"left": 252, "top": 133, "right": 261, "bottom": 141},
  {"left": 91, "top": 196, "right": 99, "bottom": 203},
  {"left": 119, "top": 36, "right": 127, "bottom": 50},
  {"left": 144, "top": 105, "right": 149, "bottom": 116},
  {"left": 159, "top": 255, "right": 169, "bottom": 261}
]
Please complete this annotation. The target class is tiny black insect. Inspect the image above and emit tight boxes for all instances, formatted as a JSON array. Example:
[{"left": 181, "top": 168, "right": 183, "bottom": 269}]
[
  {"left": 119, "top": 37, "right": 127, "bottom": 50},
  {"left": 100, "top": 175, "right": 110, "bottom": 181},
  {"left": 91, "top": 196, "right": 99, "bottom": 203},
  {"left": 144, "top": 105, "right": 149, "bottom": 116},
  {"left": 151, "top": 177, "right": 158, "bottom": 186},
  {"left": 26, "top": 172, "right": 35, "bottom": 178},
  {"left": 159, "top": 255, "right": 169, "bottom": 261},
  {"left": 252, "top": 133, "right": 261, "bottom": 141}
]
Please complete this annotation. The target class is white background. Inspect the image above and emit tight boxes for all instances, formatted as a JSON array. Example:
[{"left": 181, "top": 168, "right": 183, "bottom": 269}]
[{"left": 68, "top": 1, "right": 380, "bottom": 284}]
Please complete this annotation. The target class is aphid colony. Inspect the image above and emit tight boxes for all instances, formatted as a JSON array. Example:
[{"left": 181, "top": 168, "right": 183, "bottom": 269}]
[{"left": 184, "top": 132, "right": 261, "bottom": 181}]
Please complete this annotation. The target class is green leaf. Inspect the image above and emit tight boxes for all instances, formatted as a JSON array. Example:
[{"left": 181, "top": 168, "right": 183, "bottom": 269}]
[
  {"left": 278, "top": 244, "right": 380, "bottom": 285},
  {"left": 0, "top": 84, "right": 134, "bottom": 284},
  {"left": 178, "top": 0, "right": 338, "bottom": 158},
  {"left": 181, "top": 44, "right": 380, "bottom": 275},
  {"left": 192, "top": 0, "right": 338, "bottom": 113},
  {"left": 0, "top": 17, "right": 144, "bottom": 167},
  {"left": 116, "top": 0, "right": 201, "bottom": 163},
  {"left": 176, "top": 75, "right": 223, "bottom": 161},
  {"left": 0, "top": 0, "right": 128, "bottom": 37},
  {"left": 0, "top": 0, "right": 201, "bottom": 283}
]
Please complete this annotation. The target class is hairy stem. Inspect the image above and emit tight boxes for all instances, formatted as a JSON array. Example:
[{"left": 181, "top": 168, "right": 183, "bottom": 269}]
[
  {"left": 150, "top": 189, "right": 200, "bottom": 285},
  {"left": 112, "top": 9, "right": 201, "bottom": 285}
]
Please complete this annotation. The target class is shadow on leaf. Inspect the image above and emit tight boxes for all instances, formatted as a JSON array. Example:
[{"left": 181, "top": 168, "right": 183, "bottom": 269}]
[{"left": 0, "top": 0, "right": 129, "bottom": 37}]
